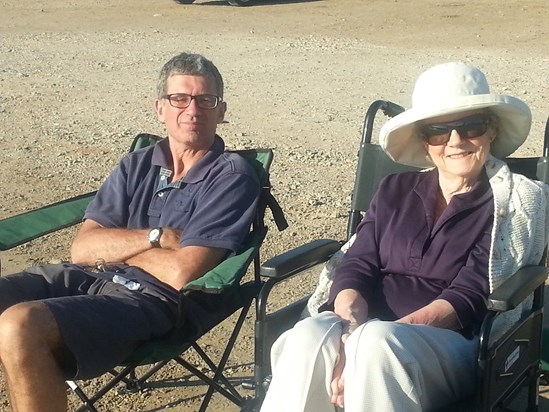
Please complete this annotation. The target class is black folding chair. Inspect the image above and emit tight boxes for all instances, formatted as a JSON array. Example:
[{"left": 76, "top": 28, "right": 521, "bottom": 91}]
[{"left": 243, "top": 102, "right": 549, "bottom": 412}]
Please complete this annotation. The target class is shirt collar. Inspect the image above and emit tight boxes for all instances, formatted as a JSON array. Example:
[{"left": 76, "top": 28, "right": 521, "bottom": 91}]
[
  {"left": 416, "top": 168, "right": 492, "bottom": 211},
  {"left": 151, "top": 135, "right": 226, "bottom": 184}
]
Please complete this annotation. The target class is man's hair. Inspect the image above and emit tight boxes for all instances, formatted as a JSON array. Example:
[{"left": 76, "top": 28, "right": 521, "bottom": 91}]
[{"left": 157, "top": 52, "right": 224, "bottom": 99}]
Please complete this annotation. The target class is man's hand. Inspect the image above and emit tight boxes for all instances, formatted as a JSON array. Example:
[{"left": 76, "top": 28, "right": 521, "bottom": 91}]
[{"left": 157, "top": 227, "right": 182, "bottom": 250}]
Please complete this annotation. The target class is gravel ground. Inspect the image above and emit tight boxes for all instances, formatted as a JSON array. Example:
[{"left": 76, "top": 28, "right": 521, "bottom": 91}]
[{"left": 1, "top": 0, "right": 548, "bottom": 410}]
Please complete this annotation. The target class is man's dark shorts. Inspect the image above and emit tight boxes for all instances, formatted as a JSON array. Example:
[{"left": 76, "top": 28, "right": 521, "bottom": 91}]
[{"left": 0, "top": 263, "right": 178, "bottom": 380}]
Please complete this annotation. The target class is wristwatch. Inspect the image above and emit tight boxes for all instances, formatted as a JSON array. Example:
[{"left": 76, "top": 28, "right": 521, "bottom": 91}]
[{"left": 147, "top": 227, "right": 163, "bottom": 248}]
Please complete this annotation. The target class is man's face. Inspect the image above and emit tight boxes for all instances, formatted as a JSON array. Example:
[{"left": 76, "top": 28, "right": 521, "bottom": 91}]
[{"left": 155, "top": 74, "right": 226, "bottom": 150}]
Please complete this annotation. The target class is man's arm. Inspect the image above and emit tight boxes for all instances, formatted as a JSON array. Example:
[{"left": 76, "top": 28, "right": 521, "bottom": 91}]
[
  {"left": 71, "top": 219, "right": 226, "bottom": 290},
  {"left": 71, "top": 219, "right": 183, "bottom": 264},
  {"left": 126, "top": 245, "right": 226, "bottom": 290},
  {"left": 71, "top": 219, "right": 156, "bottom": 264}
]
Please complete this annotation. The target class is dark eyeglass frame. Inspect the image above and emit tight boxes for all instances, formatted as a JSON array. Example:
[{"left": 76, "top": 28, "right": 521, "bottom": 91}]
[
  {"left": 162, "top": 93, "right": 222, "bottom": 110},
  {"left": 420, "top": 115, "right": 490, "bottom": 146}
]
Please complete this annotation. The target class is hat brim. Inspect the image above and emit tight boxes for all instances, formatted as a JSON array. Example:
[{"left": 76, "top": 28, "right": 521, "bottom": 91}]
[{"left": 380, "top": 94, "right": 532, "bottom": 168}]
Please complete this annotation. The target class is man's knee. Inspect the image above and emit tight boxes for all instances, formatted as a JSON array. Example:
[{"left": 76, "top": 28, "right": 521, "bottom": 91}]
[{"left": 0, "top": 302, "right": 62, "bottom": 358}]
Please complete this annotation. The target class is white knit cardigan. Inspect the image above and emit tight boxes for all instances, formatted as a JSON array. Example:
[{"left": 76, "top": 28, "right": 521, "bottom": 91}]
[{"left": 306, "top": 156, "right": 549, "bottom": 340}]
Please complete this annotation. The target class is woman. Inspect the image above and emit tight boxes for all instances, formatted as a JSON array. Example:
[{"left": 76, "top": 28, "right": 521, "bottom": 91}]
[{"left": 260, "top": 62, "right": 549, "bottom": 412}]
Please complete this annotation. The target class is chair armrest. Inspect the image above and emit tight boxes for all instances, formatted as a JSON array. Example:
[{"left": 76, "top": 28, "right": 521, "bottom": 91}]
[
  {"left": 487, "top": 265, "right": 549, "bottom": 312},
  {"left": 0, "top": 191, "right": 96, "bottom": 251},
  {"left": 182, "top": 228, "right": 267, "bottom": 293},
  {"left": 260, "top": 239, "right": 341, "bottom": 279}
]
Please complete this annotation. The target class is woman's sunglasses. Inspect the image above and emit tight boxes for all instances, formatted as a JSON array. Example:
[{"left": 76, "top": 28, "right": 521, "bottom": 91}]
[{"left": 420, "top": 115, "right": 490, "bottom": 146}]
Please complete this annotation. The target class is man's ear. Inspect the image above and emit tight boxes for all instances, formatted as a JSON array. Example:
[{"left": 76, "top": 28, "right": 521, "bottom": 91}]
[
  {"left": 155, "top": 99, "right": 166, "bottom": 122},
  {"left": 217, "top": 101, "right": 227, "bottom": 124}
]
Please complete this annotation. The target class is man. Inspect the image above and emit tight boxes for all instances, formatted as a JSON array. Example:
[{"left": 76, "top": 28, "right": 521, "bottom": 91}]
[{"left": 0, "top": 52, "right": 260, "bottom": 411}]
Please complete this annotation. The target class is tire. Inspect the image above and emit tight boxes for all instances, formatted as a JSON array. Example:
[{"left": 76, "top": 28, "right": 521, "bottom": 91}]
[{"left": 227, "top": 0, "right": 253, "bottom": 6}]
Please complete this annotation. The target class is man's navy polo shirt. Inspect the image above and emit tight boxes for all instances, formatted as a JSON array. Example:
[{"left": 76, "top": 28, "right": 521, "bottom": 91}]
[
  {"left": 82, "top": 136, "right": 260, "bottom": 299},
  {"left": 85, "top": 135, "right": 259, "bottom": 251},
  {"left": 328, "top": 169, "right": 493, "bottom": 336}
]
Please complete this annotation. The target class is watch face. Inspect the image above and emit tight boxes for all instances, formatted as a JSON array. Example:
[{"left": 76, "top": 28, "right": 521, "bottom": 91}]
[{"left": 149, "top": 228, "right": 160, "bottom": 242}]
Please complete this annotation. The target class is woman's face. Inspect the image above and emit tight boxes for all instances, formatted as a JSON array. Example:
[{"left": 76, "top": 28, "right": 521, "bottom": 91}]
[{"left": 421, "top": 110, "right": 496, "bottom": 180}]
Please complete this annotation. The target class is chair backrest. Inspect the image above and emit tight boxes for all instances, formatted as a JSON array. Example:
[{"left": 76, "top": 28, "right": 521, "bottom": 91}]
[
  {"left": 0, "top": 133, "right": 160, "bottom": 252},
  {"left": 347, "top": 142, "right": 419, "bottom": 238},
  {"left": 185, "top": 147, "right": 287, "bottom": 293},
  {"left": 347, "top": 101, "right": 549, "bottom": 239}
]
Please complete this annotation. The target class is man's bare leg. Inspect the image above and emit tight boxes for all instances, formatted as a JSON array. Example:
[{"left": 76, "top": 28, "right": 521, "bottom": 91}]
[{"left": 0, "top": 302, "right": 68, "bottom": 412}]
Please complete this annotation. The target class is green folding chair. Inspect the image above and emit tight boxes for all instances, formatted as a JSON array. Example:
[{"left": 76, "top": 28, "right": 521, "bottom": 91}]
[{"left": 0, "top": 133, "right": 288, "bottom": 412}]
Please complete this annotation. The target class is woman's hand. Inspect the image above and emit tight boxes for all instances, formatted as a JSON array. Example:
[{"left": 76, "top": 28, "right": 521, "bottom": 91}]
[
  {"left": 334, "top": 288, "right": 369, "bottom": 328},
  {"left": 330, "top": 289, "right": 369, "bottom": 408},
  {"left": 330, "top": 333, "right": 348, "bottom": 408},
  {"left": 396, "top": 299, "right": 461, "bottom": 330}
]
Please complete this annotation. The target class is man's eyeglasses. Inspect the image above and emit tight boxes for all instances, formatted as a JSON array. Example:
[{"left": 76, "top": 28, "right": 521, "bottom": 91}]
[
  {"left": 420, "top": 115, "right": 490, "bottom": 146},
  {"left": 163, "top": 93, "right": 221, "bottom": 110}
]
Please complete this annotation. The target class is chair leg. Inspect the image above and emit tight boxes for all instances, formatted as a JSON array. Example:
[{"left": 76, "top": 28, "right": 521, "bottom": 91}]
[
  {"left": 197, "top": 301, "right": 251, "bottom": 411},
  {"left": 126, "top": 360, "right": 171, "bottom": 391},
  {"left": 192, "top": 344, "right": 242, "bottom": 399},
  {"left": 526, "top": 369, "right": 540, "bottom": 412},
  {"left": 67, "top": 380, "right": 100, "bottom": 412},
  {"left": 68, "top": 299, "right": 254, "bottom": 411},
  {"left": 169, "top": 301, "right": 253, "bottom": 411},
  {"left": 67, "top": 362, "right": 141, "bottom": 412}
]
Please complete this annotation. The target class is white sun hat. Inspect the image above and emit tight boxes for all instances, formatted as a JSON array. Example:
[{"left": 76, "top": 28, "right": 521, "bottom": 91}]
[{"left": 379, "top": 62, "right": 532, "bottom": 168}]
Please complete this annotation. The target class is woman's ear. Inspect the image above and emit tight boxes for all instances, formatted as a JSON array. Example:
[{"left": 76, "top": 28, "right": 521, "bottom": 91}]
[
  {"left": 488, "top": 115, "right": 499, "bottom": 142},
  {"left": 488, "top": 127, "right": 497, "bottom": 142}
]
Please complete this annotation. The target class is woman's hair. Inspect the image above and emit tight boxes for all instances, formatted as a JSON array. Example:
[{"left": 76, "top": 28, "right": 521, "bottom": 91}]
[
  {"left": 157, "top": 52, "right": 224, "bottom": 99},
  {"left": 486, "top": 109, "right": 500, "bottom": 136}
]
